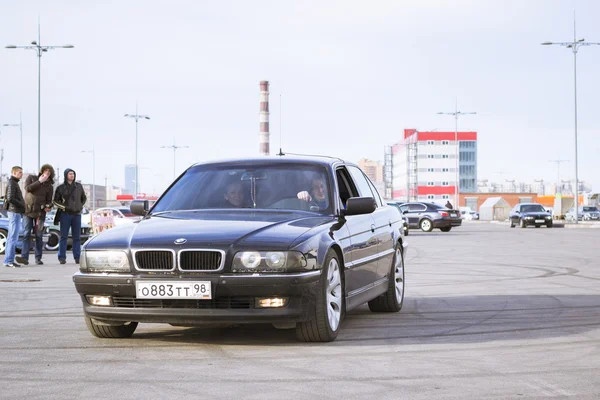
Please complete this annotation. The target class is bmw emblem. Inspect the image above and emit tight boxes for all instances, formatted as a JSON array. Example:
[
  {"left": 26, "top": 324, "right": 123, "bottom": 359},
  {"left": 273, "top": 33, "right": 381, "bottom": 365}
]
[{"left": 174, "top": 238, "right": 187, "bottom": 245}]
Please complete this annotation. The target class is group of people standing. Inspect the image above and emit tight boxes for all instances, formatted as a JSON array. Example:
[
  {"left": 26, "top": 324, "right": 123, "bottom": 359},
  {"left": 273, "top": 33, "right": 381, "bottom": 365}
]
[{"left": 3, "top": 165, "right": 87, "bottom": 268}]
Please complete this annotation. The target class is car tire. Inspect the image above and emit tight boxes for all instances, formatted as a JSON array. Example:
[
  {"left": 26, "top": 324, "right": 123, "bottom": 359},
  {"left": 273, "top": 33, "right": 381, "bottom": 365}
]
[
  {"left": 296, "top": 249, "right": 344, "bottom": 342},
  {"left": 510, "top": 219, "right": 515, "bottom": 228},
  {"left": 0, "top": 229, "right": 7, "bottom": 255},
  {"left": 84, "top": 316, "right": 138, "bottom": 339},
  {"left": 440, "top": 227, "right": 452, "bottom": 232},
  {"left": 419, "top": 218, "right": 433, "bottom": 232},
  {"left": 45, "top": 230, "right": 60, "bottom": 251},
  {"left": 520, "top": 219, "right": 527, "bottom": 228},
  {"left": 368, "top": 245, "right": 404, "bottom": 313},
  {"left": 547, "top": 222, "right": 553, "bottom": 228}
]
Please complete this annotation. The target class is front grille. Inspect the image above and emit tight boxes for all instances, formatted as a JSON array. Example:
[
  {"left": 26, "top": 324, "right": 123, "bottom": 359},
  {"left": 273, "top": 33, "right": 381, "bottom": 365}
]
[
  {"left": 179, "top": 250, "right": 223, "bottom": 271},
  {"left": 135, "top": 251, "right": 174, "bottom": 270},
  {"left": 112, "top": 296, "right": 254, "bottom": 309}
]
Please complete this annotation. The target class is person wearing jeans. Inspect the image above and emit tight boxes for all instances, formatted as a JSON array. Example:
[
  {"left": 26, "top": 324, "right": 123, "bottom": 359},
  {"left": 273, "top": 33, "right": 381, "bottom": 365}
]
[
  {"left": 17, "top": 164, "right": 55, "bottom": 266},
  {"left": 3, "top": 166, "right": 25, "bottom": 268},
  {"left": 53, "top": 168, "right": 87, "bottom": 264},
  {"left": 58, "top": 212, "right": 82, "bottom": 263}
]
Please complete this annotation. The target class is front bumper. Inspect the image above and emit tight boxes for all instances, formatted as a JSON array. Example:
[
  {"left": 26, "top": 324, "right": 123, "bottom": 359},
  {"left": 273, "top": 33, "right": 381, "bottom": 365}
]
[
  {"left": 522, "top": 217, "right": 553, "bottom": 226},
  {"left": 73, "top": 271, "right": 321, "bottom": 325}
]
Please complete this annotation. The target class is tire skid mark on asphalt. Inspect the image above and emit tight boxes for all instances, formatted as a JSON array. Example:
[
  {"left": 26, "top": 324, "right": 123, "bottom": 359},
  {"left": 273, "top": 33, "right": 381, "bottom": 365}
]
[
  {"left": 0, "top": 366, "right": 597, "bottom": 384},
  {"left": 333, "top": 321, "right": 600, "bottom": 343}
]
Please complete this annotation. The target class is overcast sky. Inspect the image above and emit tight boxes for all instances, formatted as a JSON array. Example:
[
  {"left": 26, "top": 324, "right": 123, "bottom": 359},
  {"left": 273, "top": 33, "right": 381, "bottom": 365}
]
[{"left": 1, "top": 0, "right": 599, "bottom": 195}]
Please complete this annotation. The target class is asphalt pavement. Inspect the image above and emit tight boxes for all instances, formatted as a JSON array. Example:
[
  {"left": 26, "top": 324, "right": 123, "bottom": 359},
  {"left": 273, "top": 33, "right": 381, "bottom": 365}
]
[{"left": 1, "top": 222, "right": 599, "bottom": 399}]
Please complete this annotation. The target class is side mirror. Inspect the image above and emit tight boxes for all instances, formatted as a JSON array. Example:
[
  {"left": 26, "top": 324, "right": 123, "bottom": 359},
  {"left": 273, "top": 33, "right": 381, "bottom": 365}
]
[
  {"left": 402, "top": 210, "right": 409, "bottom": 214},
  {"left": 343, "top": 197, "right": 376, "bottom": 216},
  {"left": 515, "top": 210, "right": 520, "bottom": 214},
  {"left": 130, "top": 200, "right": 149, "bottom": 216}
]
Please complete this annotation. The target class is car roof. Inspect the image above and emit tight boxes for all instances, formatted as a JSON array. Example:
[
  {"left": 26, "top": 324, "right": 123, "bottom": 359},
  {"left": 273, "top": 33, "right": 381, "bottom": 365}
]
[{"left": 190, "top": 155, "right": 348, "bottom": 169}]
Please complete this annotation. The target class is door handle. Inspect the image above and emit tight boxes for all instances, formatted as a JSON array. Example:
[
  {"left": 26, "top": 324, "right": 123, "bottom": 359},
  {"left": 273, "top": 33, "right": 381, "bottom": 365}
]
[{"left": 371, "top": 224, "right": 376, "bottom": 233}]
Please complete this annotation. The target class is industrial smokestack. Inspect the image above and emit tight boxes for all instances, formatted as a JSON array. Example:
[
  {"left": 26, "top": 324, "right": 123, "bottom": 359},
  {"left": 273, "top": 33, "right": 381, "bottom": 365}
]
[{"left": 259, "top": 80, "right": 270, "bottom": 156}]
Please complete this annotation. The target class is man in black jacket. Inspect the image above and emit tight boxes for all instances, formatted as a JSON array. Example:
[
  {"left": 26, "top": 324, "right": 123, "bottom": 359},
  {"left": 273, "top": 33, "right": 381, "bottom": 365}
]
[
  {"left": 3, "top": 166, "right": 25, "bottom": 268},
  {"left": 53, "top": 168, "right": 87, "bottom": 264},
  {"left": 16, "top": 164, "right": 55, "bottom": 266}
]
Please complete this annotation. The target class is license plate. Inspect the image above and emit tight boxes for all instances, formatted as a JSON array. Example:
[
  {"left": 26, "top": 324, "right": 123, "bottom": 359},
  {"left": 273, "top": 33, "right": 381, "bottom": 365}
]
[
  {"left": 136, "top": 281, "right": 212, "bottom": 299},
  {"left": 535, "top": 219, "right": 545, "bottom": 223}
]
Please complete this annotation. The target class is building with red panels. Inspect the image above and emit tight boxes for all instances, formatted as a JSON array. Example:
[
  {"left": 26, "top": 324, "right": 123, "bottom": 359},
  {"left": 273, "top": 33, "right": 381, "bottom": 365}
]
[{"left": 388, "top": 129, "right": 478, "bottom": 203}]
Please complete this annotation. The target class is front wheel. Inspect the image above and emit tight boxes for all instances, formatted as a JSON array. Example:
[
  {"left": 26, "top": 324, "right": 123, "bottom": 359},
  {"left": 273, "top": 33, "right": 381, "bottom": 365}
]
[
  {"left": 520, "top": 219, "right": 527, "bottom": 228},
  {"left": 0, "top": 229, "right": 7, "bottom": 255},
  {"left": 45, "top": 230, "right": 60, "bottom": 251},
  {"left": 368, "top": 246, "right": 404, "bottom": 312},
  {"left": 84, "top": 317, "right": 138, "bottom": 338},
  {"left": 296, "top": 250, "right": 344, "bottom": 342}
]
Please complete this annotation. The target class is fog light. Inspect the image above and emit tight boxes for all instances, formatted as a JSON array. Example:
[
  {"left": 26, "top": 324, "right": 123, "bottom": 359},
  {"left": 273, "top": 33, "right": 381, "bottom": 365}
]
[
  {"left": 255, "top": 297, "right": 288, "bottom": 308},
  {"left": 86, "top": 295, "right": 112, "bottom": 306}
]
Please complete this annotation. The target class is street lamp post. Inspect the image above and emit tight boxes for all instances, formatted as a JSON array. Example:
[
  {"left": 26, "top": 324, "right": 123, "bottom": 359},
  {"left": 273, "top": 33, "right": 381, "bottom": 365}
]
[
  {"left": 81, "top": 147, "right": 95, "bottom": 211},
  {"left": 542, "top": 16, "right": 599, "bottom": 224},
  {"left": 2, "top": 111, "right": 23, "bottom": 167},
  {"left": 5, "top": 23, "right": 73, "bottom": 171},
  {"left": 161, "top": 138, "right": 189, "bottom": 180},
  {"left": 124, "top": 103, "right": 150, "bottom": 198},
  {"left": 437, "top": 102, "right": 476, "bottom": 208},
  {"left": 548, "top": 159, "right": 569, "bottom": 195}
]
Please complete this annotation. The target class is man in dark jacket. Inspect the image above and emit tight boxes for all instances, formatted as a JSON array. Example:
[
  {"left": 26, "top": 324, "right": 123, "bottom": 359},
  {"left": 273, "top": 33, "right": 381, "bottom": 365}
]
[
  {"left": 16, "top": 164, "right": 55, "bottom": 266},
  {"left": 3, "top": 166, "right": 25, "bottom": 268},
  {"left": 445, "top": 201, "right": 454, "bottom": 210},
  {"left": 53, "top": 168, "right": 87, "bottom": 264}
]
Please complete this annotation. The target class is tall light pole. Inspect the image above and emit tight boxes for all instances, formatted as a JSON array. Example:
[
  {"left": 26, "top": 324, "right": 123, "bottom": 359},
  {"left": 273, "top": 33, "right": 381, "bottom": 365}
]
[
  {"left": 542, "top": 16, "right": 599, "bottom": 224},
  {"left": 2, "top": 112, "right": 23, "bottom": 168},
  {"left": 161, "top": 138, "right": 189, "bottom": 180},
  {"left": 549, "top": 159, "right": 569, "bottom": 195},
  {"left": 5, "top": 22, "right": 73, "bottom": 171},
  {"left": 437, "top": 102, "right": 476, "bottom": 208},
  {"left": 124, "top": 103, "right": 150, "bottom": 198},
  {"left": 81, "top": 147, "right": 95, "bottom": 211}
]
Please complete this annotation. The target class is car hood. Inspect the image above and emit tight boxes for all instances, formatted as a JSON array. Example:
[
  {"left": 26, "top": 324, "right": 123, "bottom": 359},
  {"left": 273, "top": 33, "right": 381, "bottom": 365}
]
[{"left": 84, "top": 210, "right": 334, "bottom": 250}]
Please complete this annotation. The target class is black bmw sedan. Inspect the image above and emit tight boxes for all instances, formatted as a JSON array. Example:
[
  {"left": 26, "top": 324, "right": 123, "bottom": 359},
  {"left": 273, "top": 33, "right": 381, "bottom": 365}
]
[
  {"left": 509, "top": 203, "right": 553, "bottom": 228},
  {"left": 74, "top": 156, "right": 407, "bottom": 342},
  {"left": 397, "top": 202, "right": 462, "bottom": 232}
]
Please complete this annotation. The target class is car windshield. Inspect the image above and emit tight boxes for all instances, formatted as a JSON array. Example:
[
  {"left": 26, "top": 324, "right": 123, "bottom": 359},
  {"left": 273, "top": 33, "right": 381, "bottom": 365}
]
[
  {"left": 151, "top": 163, "right": 333, "bottom": 214},
  {"left": 521, "top": 204, "right": 545, "bottom": 213},
  {"left": 582, "top": 206, "right": 598, "bottom": 212}
]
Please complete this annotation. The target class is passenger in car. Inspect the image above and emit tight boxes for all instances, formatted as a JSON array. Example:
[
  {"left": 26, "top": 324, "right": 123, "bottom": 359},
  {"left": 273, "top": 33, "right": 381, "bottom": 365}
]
[
  {"left": 223, "top": 182, "right": 245, "bottom": 207},
  {"left": 297, "top": 176, "right": 328, "bottom": 209}
]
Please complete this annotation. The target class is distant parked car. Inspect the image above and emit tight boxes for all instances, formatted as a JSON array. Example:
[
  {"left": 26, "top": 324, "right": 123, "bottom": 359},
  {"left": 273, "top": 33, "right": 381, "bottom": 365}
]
[
  {"left": 470, "top": 211, "right": 480, "bottom": 220},
  {"left": 387, "top": 202, "right": 409, "bottom": 236},
  {"left": 565, "top": 206, "right": 600, "bottom": 222},
  {"left": 397, "top": 202, "right": 462, "bottom": 232},
  {"left": 43, "top": 223, "right": 93, "bottom": 251},
  {"left": 509, "top": 203, "right": 553, "bottom": 228},
  {"left": 94, "top": 207, "right": 140, "bottom": 226}
]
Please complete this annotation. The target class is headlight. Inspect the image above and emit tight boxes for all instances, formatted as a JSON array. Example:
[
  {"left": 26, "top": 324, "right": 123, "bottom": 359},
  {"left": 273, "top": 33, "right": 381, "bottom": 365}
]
[
  {"left": 232, "top": 251, "right": 310, "bottom": 273},
  {"left": 83, "top": 251, "right": 131, "bottom": 272}
]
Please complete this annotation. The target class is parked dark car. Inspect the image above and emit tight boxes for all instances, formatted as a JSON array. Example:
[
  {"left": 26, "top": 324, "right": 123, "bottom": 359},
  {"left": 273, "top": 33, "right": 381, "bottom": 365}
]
[
  {"left": 396, "top": 202, "right": 462, "bottom": 232},
  {"left": 386, "top": 202, "right": 409, "bottom": 236},
  {"left": 74, "top": 156, "right": 407, "bottom": 342},
  {"left": 43, "top": 223, "right": 93, "bottom": 251},
  {"left": 509, "top": 203, "right": 553, "bottom": 228}
]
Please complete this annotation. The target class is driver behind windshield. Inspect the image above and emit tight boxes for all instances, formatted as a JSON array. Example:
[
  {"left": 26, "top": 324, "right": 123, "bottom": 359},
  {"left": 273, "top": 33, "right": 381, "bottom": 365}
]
[
  {"left": 297, "top": 176, "right": 328, "bottom": 209},
  {"left": 223, "top": 182, "right": 245, "bottom": 208}
]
